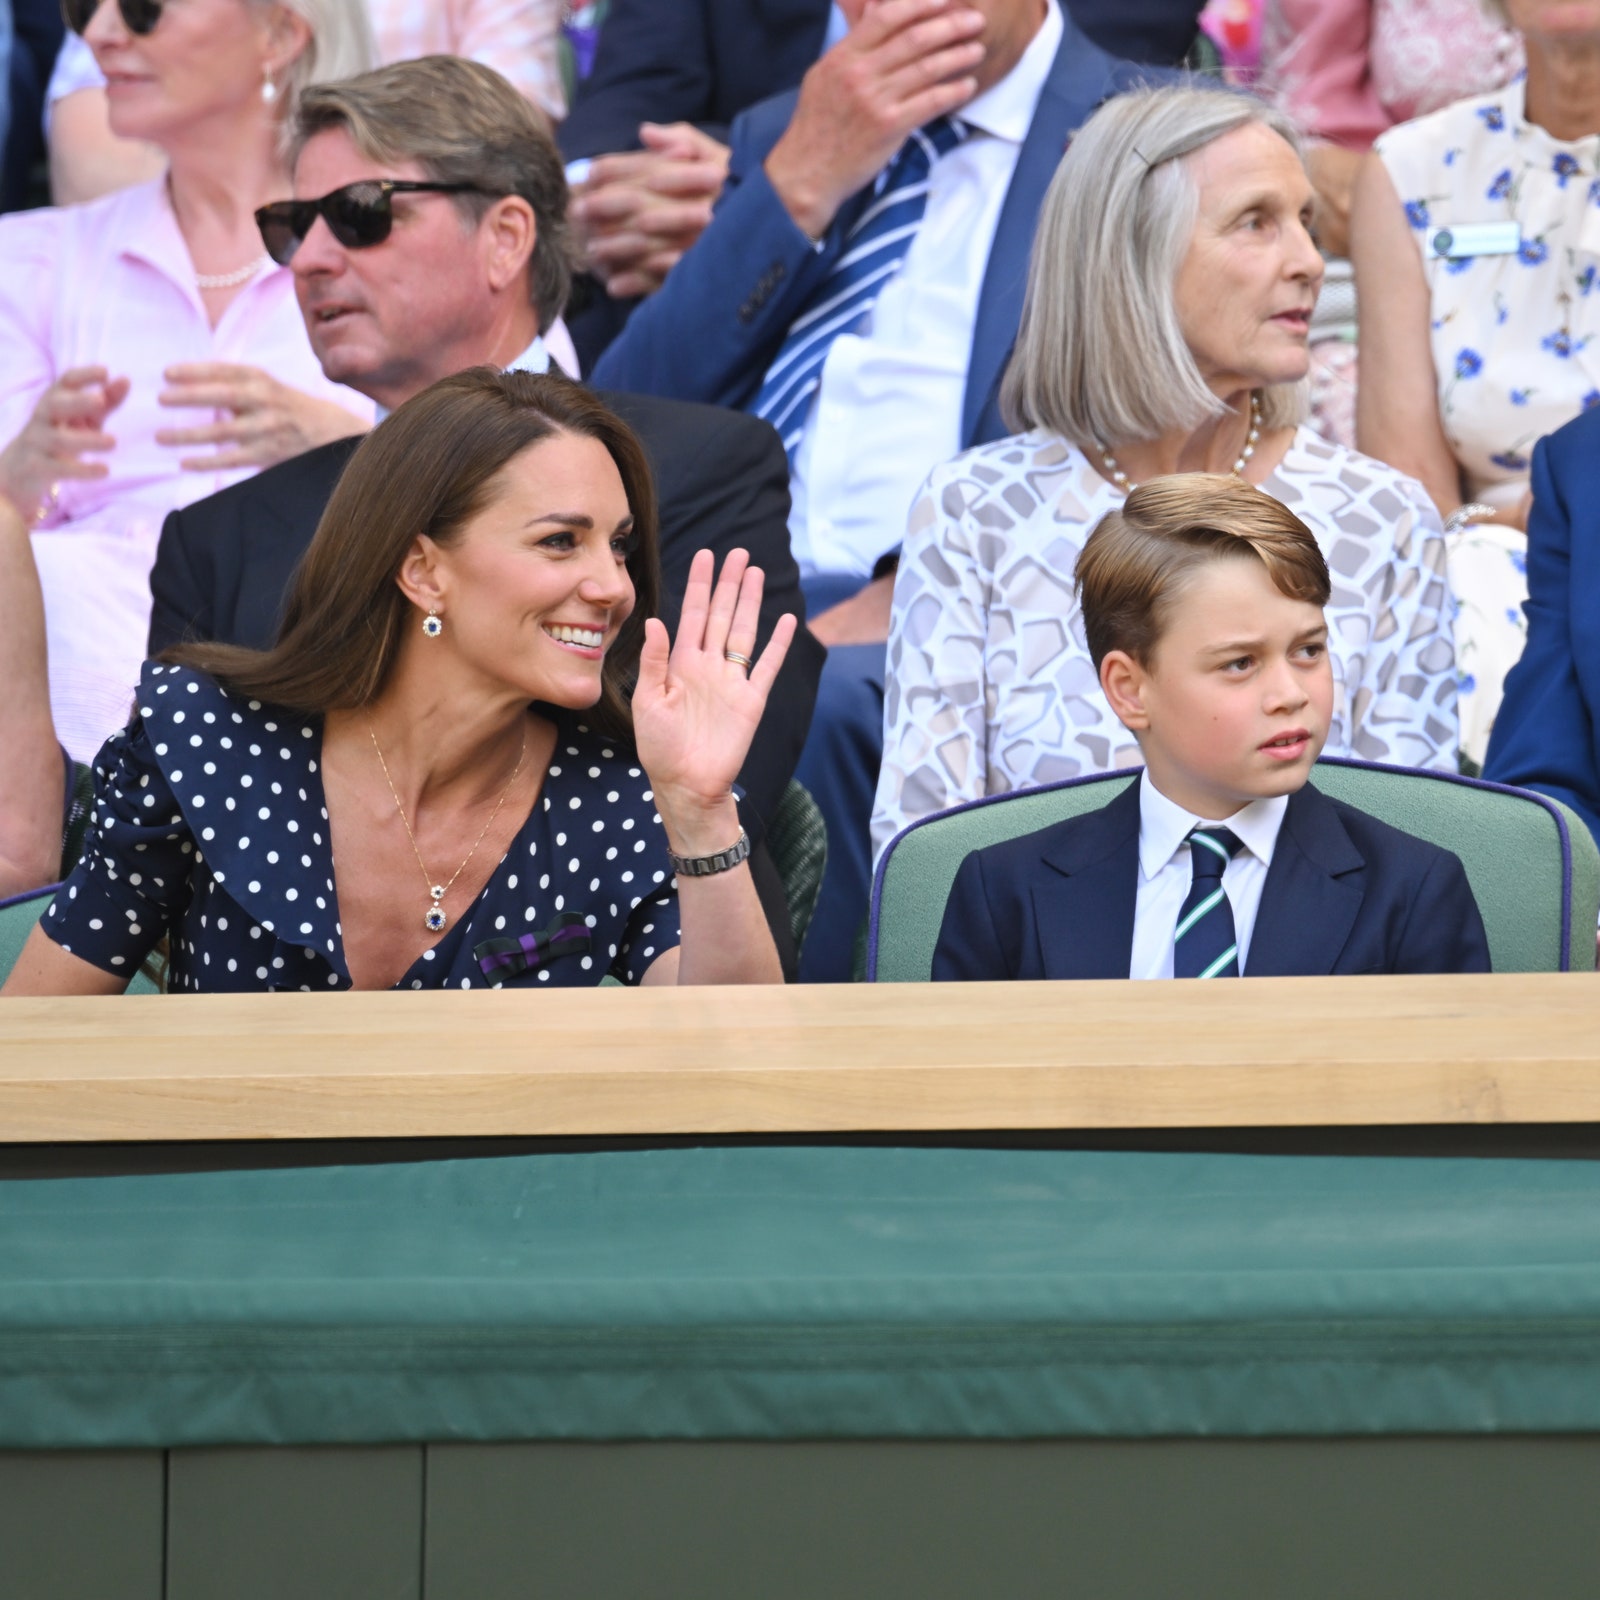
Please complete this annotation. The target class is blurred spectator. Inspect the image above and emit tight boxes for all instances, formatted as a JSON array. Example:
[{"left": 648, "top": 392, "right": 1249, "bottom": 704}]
[
  {"left": 1485, "top": 406, "right": 1600, "bottom": 854},
  {"left": 1351, "top": 0, "right": 1600, "bottom": 767},
  {"left": 874, "top": 86, "right": 1459, "bottom": 857},
  {"left": 0, "top": 0, "right": 376, "bottom": 763},
  {"left": 45, "top": 0, "right": 565, "bottom": 205},
  {"left": 561, "top": 0, "right": 1207, "bottom": 370},
  {"left": 1258, "top": 0, "right": 1521, "bottom": 446},
  {"left": 147, "top": 57, "right": 822, "bottom": 969},
  {"left": 593, "top": 0, "right": 1158, "bottom": 979},
  {"left": 0, "top": 495, "right": 63, "bottom": 899},
  {"left": 1, "top": 0, "right": 65, "bottom": 210}
]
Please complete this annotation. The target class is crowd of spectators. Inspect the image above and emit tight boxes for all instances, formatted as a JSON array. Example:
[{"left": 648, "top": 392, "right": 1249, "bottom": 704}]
[{"left": 3, "top": 0, "right": 1600, "bottom": 993}]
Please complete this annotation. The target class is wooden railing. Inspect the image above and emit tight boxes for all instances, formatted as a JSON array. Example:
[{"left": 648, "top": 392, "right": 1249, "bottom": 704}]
[{"left": 3, "top": 974, "right": 1600, "bottom": 1142}]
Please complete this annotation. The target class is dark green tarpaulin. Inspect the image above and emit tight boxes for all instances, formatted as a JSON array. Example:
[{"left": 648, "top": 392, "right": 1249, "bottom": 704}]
[{"left": 2, "top": 1146, "right": 1599, "bottom": 1448}]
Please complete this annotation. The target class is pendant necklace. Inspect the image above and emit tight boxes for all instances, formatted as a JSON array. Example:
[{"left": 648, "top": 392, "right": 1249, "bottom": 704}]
[
  {"left": 367, "top": 719, "right": 528, "bottom": 933},
  {"left": 1099, "top": 391, "right": 1263, "bottom": 493}
]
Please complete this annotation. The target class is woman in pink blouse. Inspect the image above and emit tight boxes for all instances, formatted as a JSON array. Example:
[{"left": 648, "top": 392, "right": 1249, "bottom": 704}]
[{"left": 0, "top": 0, "right": 377, "bottom": 761}]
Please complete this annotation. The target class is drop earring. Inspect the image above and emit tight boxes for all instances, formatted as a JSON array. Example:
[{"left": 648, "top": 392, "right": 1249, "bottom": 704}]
[
  {"left": 261, "top": 69, "right": 278, "bottom": 105},
  {"left": 423, "top": 609, "right": 443, "bottom": 638}
]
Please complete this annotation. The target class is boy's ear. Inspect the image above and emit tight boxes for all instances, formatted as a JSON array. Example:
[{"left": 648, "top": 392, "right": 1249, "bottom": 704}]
[{"left": 1100, "top": 649, "right": 1152, "bottom": 731}]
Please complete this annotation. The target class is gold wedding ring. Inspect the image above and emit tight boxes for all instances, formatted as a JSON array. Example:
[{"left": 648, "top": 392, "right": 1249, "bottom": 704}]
[{"left": 723, "top": 650, "right": 753, "bottom": 671}]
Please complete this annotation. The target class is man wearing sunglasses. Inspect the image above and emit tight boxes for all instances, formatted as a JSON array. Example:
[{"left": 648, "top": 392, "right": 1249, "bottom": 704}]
[{"left": 147, "top": 55, "right": 823, "bottom": 974}]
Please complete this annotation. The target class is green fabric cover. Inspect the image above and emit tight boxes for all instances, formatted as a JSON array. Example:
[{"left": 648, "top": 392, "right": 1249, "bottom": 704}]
[
  {"left": 767, "top": 779, "right": 828, "bottom": 953},
  {"left": 5, "top": 1146, "right": 1600, "bottom": 1449},
  {"left": 871, "top": 766, "right": 1600, "bottom": 982}
]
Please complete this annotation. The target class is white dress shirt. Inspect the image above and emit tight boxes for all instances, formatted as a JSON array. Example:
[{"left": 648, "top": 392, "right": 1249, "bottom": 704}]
[
  {"left": 786, "top": 0, "right": 1063, "bottom": 579},
  {"left": 1129, "top": 773, "right": 1290, "bottom": 981}
]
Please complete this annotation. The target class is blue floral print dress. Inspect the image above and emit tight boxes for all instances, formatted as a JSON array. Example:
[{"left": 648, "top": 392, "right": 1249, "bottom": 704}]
[{"left": 1377, "top": 83, "right": 1600, "bottom": 764}]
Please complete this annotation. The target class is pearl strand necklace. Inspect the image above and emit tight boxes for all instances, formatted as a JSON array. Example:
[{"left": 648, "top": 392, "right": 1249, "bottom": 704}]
[
  {"left": 1098, "top": 391, "right": 1264, "bottom": 493},
  {"left": 195, "top": 254, "right": 271, "bottom": 291}
]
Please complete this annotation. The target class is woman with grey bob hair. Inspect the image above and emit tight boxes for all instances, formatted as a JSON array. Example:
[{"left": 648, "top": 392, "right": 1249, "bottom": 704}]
[{"left": 872, "top": 82, "right": 1461, "bottom": 861}]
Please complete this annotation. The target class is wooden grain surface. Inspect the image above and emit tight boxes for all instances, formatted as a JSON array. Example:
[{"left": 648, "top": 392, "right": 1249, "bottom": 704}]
[{"left": 2, "top": 976, "right": 1600, "bottom": 1142}]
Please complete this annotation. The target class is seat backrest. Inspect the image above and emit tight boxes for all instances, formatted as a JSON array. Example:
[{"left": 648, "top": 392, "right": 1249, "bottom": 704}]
[
  {"left": 867, "top": 760, "right": 1600, "bottom": 981},
  {"left": 0, "top": 887, "right": 161, "bottom": 993},
  {"left": 767, "top": 780, "right": 828, "bottom": 956}
]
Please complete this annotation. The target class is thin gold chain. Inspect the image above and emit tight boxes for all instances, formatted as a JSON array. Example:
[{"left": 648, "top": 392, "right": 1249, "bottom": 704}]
[{"left": 366, "top": 717, "right": 528, "bottom": 906}]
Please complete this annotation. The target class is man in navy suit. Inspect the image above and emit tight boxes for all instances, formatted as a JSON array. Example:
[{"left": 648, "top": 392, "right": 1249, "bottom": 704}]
[
  {"left": 594, "top": 0, "right": 1153, "bottom": 978},
  {"left": 1484, "top": 406, "right": 1600, "bottom": 854},
  {"left": 934, "top": 477, "right": 1490, "bottom": 982}
]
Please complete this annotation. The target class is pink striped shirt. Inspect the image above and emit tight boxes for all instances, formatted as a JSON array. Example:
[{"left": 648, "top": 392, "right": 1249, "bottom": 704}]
[{"left": 0, "top": 177, "right": 374, "bottom": 762}]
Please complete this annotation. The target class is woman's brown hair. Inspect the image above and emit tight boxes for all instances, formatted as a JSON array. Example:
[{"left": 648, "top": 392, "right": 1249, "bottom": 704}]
[{"left": 166, "top": 368, "right": 660, "bottom": 739}]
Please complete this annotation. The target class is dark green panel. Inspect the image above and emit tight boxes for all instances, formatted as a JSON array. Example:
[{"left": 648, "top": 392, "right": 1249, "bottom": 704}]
[
  {"left": 165, "top": 1446, "right": 421, "bottom": 1600},
  {"left": 0, "top": 1450, "right": 163, "bottom": 1600},
  {"left": 426, "top": 1437, "right": 1600, "bottom": 1600}
]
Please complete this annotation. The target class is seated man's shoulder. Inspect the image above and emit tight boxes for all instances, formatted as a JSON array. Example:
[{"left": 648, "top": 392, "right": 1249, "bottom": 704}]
[
  {"left": 596, "top": 390, "right": 784, "bottom": 468},
  {"left": 952, "top": 780, "right": 1140, "bottom": 882},
  {"left": 1544, "top": 403, "right": 1600, "bottom": 475},
  {"left": 171, "top": 436, "right": 363, "bottom": 530}
]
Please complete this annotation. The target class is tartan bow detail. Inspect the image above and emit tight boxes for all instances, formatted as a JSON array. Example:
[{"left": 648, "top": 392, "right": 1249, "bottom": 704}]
[{"left": 473, "top": 913, "right": 592, "bottom": 980}]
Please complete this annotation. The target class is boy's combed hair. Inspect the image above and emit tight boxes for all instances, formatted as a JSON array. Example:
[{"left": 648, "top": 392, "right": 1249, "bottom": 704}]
[{"left": 1075, "top": 474, "right": 1332, "bottom": 669}]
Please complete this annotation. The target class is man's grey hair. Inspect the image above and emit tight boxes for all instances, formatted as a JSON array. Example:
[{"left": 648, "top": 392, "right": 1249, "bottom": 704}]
[
  {"left": 292, "top": 56, "right": 573, "bottom": 332},
  {"left": 1000, "top": 84, "right": 1311, "bottom": 449}
]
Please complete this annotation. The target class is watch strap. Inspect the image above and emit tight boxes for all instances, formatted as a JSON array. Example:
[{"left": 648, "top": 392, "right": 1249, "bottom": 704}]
[{"left": 668, "top": 828, "right": 752, "bottom": 878}]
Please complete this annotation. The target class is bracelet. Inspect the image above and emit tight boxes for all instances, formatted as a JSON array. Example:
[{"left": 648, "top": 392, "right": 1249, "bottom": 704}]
[
  {"left": 1442, "top": 501, "right": 1498, "bottom": 535},
  {"left": 668, "top": 827, "right": 751, "bottom": 878}
]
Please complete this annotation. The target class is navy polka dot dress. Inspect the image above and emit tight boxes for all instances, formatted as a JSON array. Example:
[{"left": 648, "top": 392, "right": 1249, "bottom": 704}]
[{"left": 43, "top": 663, "right": 681, "bottom": 991}]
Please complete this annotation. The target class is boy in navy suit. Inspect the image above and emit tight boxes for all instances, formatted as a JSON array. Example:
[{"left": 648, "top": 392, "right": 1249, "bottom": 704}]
[{"left": 933, "top": 475, "right": 1491, "bottom": 981}]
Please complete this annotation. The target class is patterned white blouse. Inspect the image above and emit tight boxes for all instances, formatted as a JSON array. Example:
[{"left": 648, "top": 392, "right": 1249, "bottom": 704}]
[
  {"left": 871, "top": 427, "right": 1460, "bottom": 860},
  {"left": 1376, "top": 83, "right": 1600, "bottom": 765}
]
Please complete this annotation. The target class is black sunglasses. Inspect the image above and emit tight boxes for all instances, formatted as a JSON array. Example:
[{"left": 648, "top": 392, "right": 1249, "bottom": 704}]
[
  {"left": 255, "top": 180, "right": 494, "bottom": 265},
  {"left": 63, "top": 0, "right": 162, "bottom": 35}
]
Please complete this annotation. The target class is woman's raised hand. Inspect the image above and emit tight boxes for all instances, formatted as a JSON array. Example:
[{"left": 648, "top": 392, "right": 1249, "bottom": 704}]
[
  {"left": 0, "top": 367, "right": 129, "bottom": 522},
  {"left": 156, "top": 363, "right": 369, "bottom": 470},
  {"left": 632, "top": 547, "right": 796, "bottom": 854}
]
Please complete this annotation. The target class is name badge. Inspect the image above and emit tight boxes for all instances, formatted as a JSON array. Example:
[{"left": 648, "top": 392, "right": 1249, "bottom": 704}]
[{"left": 1425, "top": 222, "right": 1522, "bottom": 261}]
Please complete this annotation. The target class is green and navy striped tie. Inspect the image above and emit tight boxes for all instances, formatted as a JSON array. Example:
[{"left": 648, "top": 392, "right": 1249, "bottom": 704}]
[{"left": 1173, "top": 826, "right": 1245, "bottom": 979}]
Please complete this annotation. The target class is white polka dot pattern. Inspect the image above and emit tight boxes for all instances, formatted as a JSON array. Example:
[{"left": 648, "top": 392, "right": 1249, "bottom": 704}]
[{"left": 42, "top": 663, "right": 680, "bottom": 991}]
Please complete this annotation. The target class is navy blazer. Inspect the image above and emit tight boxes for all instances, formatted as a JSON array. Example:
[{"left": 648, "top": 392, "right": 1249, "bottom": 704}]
[
  {"left": 1484, "top": 407, "right": 1600, "bottom": 851},
  {"left": 591, "top": 14, "right": 1157, "bottom": 450},
  {"left": 932, "top": 780, "right": 1492, "bottom": 980},
  {"left": 559, "top": 0, "right": 831, "bottom": 159}
]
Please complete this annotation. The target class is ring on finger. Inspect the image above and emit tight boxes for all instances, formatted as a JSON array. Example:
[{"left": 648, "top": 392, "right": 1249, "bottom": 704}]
[{"left": 724, "top": 649, "right": 753, "bottom": 671}]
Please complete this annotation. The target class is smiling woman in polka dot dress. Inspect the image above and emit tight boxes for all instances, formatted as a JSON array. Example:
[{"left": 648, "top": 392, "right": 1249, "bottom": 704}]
[{"left": 3, "top": 369, "right": 796, "bottom": 995}]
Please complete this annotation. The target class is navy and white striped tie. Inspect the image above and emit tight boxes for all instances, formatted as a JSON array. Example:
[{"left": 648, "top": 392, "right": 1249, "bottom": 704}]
[
  {"left": 1173, "top": 827, "right": 1246, "bottom": 980},
  {"left": 750, "top": 115, "right": 969, "bottom": 462}
]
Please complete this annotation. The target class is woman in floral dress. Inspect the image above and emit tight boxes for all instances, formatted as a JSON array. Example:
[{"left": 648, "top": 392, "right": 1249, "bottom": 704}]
[{"left": 1351, "top": 0, "right": 1600, "bottom": 767}]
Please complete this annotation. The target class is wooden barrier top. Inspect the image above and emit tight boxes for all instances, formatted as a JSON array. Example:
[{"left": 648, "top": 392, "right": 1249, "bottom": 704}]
[{"left": 2, "top": 974, "right": 1600, "bottom": 1143}]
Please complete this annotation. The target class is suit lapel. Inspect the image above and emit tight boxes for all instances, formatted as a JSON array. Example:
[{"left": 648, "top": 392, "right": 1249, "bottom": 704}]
[
  {"left": 961, "top": 19, "right": 1146, "bottom": 445},
  {"left": 1245, "top": 785, "right": 1367, "bottom": 977},
  {"left": 1031, "top": 781, "right": 1141, "bottom": 978}
]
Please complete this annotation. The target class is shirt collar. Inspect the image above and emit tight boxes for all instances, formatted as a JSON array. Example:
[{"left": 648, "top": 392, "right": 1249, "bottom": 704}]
[
  {"left": 1137, "top": 770, "right": 1290, "bottom": 883},
  {"left": 376, "top": 335, "right": 551, "bottom": 421},
  {"left": 117, "top": 175, "right": 285, "bottom": 303},
  {"left": 958, "top": 0, "right": 1062, "bottom": 145}
]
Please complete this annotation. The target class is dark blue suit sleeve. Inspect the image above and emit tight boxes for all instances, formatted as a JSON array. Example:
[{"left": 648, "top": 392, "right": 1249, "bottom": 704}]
[
  {"left": 148, "top": 506, "right": 212, "bottom": 656},
  {"left": 589, "top": 104, "right": 842, "bottom": 406},
  {"left": 1484, "top": 432, "right": 1600, "bottom": 851},
  {"left": 931, "top": 851, "right": 1013, "bottom": 982},
  {"left": 558, "top": 0, "right": 716, "bottom": 160},
  {"left": 1392, "top": 852, "right": 1493, "bottom": 974}
]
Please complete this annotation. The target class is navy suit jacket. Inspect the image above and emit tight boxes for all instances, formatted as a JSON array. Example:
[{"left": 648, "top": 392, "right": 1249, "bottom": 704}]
[
  {"left": 591, "top": 13, "right": 1157, "bottom": 451},
  {"left": 559, "top": 0, "right": 831, "bottom": 159},
  {"left": 932, "top": 780, "right": 1492, "bottom": 981},
  {"left": 1483, "top": 407, "right": 1600, "bottom": 851}
]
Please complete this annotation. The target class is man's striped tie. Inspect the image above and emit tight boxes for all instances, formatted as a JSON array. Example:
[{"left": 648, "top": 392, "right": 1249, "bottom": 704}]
[
  {"left": 1173, "top": 827, "right": 1245, "bottom": 979},
  {"left": 750, "top": 115, "right": 969, "bottom": 462}
]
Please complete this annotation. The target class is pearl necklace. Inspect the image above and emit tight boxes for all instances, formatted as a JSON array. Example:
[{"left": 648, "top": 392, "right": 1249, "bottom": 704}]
[
  {"left": 195, "top": 254, "right": 271, "bottom": 290},
  {"left": 1098, "top": 391, "right": 1264, "bottom": 493}
]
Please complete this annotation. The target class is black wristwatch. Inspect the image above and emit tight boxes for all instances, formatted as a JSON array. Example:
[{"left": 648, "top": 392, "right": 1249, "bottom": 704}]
[{"left": 668, "top": 828, "right": 752, "bottom": 878}]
